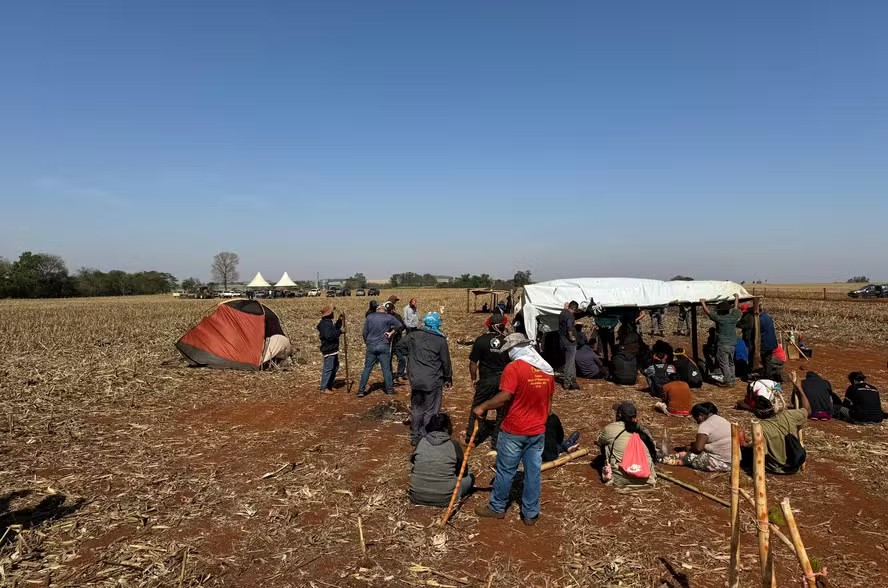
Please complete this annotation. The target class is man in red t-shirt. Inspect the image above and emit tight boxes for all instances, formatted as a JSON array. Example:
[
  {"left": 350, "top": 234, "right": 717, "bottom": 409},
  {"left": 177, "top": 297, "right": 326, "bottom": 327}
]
[{"left": 474, "top": 333, "right": 554, "bottom": 525}]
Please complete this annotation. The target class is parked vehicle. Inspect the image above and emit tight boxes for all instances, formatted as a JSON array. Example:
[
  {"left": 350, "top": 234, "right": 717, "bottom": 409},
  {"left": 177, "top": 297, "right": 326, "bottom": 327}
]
[
  {"left": 848, "top": 284, "right": 888, "bottom": 299},
  {"left": 307, "top": 289, "right": 321, "bottom": 297},
  {"left": 220, "top": 291, "right": 241, "bottom": 298},
  {"left": 355, "top": 289, "right": 366, "bottom": 296},
  {"left": 325, "top": 289, "right": 337, "bottom": 298},
  {"left": 367, "top": 287, "right": 380, "bottom": 296},
  {"left": 294, "top": 290, "right": 306, "bottom": 298},
  {"left": 337, "top": 289, "right": 351, "bottom": 297}
]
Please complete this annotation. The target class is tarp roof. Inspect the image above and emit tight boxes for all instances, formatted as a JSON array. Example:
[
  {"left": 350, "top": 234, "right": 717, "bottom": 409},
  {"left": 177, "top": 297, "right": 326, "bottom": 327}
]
[
  {"left": 517, "top": 278, "right": 750, "bottom": 341},
  {"left": 246, "top": 272, "right": 271, "bottom": 288},
  {"left": 274, "top": 272, "right": 297, "bottom": 288}
]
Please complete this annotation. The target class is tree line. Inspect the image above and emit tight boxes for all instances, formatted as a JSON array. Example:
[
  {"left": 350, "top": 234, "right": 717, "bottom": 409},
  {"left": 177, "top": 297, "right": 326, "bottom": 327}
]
[
  {"left": 388, "top": 270, "right": 533, "bottom": 290},
  {"left": 0, "top": 252, "right": 177, "bottom": 298}
]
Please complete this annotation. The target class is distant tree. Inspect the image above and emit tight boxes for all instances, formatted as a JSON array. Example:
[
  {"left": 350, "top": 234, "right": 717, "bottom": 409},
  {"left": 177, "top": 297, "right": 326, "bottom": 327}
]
[
  {"left": 345, "top": 272, "right": 368, "bottom": 290},
  {"left": 513, "top": 270, "right": 533, "bottom": 287},
  {"left": 847, "top": 276, "right": 869, "bottom": 283},
  {"left": 0, "top": 256, "right": 11, "bottom": 297},
  {"left": 211, "top": 252, "right": 240, "bottom": 291},
  {"left": 6, "top": 252, "right": 75, "bottom": 298},
  {"left": 671, "top": 275, "right": 694, "bottom": 281},
  {"left": 389, "top": 274, "right": 399, "bottom": 288},
  {"left": 181, "top": 277, "right": 203, "bottom": 293}
]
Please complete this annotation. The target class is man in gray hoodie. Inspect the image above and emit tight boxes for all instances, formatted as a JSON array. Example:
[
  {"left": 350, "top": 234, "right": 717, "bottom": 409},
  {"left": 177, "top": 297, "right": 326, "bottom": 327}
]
[
  {"left": 406, "top": 312, "right": 453, "bottom": 445},
  {"left": 409, "top": 413, "right": 473, "bottom": 507}
]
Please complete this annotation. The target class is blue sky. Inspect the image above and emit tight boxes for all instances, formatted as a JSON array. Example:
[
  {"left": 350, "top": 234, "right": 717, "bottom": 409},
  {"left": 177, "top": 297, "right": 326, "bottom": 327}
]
[{"left": 1, "top": 1, "right": 886, "bottom": 283}]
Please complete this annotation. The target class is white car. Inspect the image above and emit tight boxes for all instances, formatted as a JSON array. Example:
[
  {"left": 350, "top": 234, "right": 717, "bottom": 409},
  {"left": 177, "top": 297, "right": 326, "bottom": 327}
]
[
  {"left": 220, "top": 291, "right": 240, "bottom": 298},
  {"left": 307, "top": 289, "right": 321, "bottom": 297}
]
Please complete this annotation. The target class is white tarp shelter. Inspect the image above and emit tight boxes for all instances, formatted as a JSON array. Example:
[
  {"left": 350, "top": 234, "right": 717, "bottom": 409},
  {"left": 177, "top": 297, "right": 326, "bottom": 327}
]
[
  {"left": 517, "top": 278, "right": 750, "bottom": 341},
  {"left": 246, "top": 272, "right": 271, "bottom": 289},
  {"left": 274, "top": 272, "right": 297, "bottom": 288}
]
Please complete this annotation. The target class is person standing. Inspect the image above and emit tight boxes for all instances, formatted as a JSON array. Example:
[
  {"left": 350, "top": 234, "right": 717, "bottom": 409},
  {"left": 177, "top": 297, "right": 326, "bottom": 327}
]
[
  {"left": 317, "top": 305, "right": 344, "bottom": 393},
  {"left": 649, "top": 306, "right": 666, "bottom": 337},
  {"left": 403, "top": 298, "right": 420, "bottom": 332},
  {"left": 737, "top": 303, "right": 756, "bottom": 358},
  {"left": 700, "top": 294, "right": 741, "bottom": 387},
  {"left": 759, "top": 307, "right": 779, "bottom": 380},
  {"left": 467, "top": 312, "right": 510, "bottom": 448},
  {"left": 559, "top": 301, "right": 580, "bottom": 390},
  {"left": 675, "top": 304, "right": 692, "bottom": 336},
  {"left": 595, "top": 311, "right": 619, "bottom": 363},
  {"left": 405, "top": 312, "right": 453, "bottom": 445},
  {"left": 384, "top": 300, "right": 408, "bottom": 381},
  {"left": 357, "top": 304, "right": 403, "bottom": 397},
  {"left": 474, "top": 333, "right": 555, "bottom": 526}
]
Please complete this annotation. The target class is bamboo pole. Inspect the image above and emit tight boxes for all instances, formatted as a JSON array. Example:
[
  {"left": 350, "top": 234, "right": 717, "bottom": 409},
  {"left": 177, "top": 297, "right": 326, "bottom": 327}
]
[
  {"left": 752, "top": 422, "right": 775, "bottom": 587},
  {"left": 729, "top": 423, "right": 742, "bottom": 588},
  {"left": 541, "top": 448, "right": 590, "bottom": 472},
  {"left": 780, "top": 498, "right": 817, "bottom": 588},
  {"left": 657, "top": 471, "right": 731, "bottom": 508},
  {"left": 739, "top": 488, "right": 796, "bottom": 555},
  {"left": 440, "top": 420, "right": 479, "bottom": 526}
]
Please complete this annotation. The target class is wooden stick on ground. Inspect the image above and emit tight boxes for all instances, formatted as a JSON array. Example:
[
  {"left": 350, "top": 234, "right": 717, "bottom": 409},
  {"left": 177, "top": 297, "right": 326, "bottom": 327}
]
[
  {"left": 657, "top": 470, "right": 731, "bottom": 508},
  {"left": 729, "top": 423, "right": 742, "bottom": 588},
  {"left": 357, "top": 516, "right": 367, "bottom": 556},
  {"left": 541, "top": 448, "right": 590, "bottom": 472},
  {"left": 780, "top": 498, "right": 817, "bottom": 588},
  {"left": 752, "top": 421, "right": 776, "bottom": 587},
  {"left": 440, "top": 420, "right": 479, "bottom": 527}
]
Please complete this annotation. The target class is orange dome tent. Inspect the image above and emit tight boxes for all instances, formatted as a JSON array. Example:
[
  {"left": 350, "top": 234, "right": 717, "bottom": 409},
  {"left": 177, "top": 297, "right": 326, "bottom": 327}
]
[{"left": 176, "top": 299, "right": 285, "bottom": 370}]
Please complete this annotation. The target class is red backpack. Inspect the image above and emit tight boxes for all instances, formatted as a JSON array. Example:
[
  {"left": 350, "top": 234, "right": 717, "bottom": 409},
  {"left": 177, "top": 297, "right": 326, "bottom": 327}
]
[{"left": 618, "top": 431, "right": 651, "bottom": 479}]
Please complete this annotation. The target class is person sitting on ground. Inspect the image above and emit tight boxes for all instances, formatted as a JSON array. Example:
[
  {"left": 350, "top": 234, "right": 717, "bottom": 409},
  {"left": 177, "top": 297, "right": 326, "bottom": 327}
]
[
  {"left": 660, "top": 402, "right": 732, "bottom": 472},
  {"left": 836, "top": 372, "right": 885, "bottom": 424},
  {"left": 643, "top": 352, "right": 677, "bottom": 397},
  {"left": 409, "top": 413, "right": 474, "bottom": 507},
  {"left": 481, "top": 302, "right": 489, "bottom": 313},
  {"left": 542, "top": 414, "right": 581, "bottom": 462},
  {"left": 799, "top": 371, "right": 839, "bottom": 420},
  {"left": 745, "top": 371, "right": 810, "bottom": 474},
  {"left": 700, "top": 294, "right": 742, "bottom": 387},
  {"left": 673, "top": 347, "right": 704, "bottom": 388},
  {"left": 654, "top": 371, "right": 693, "bottom": 416},
  {"left": 611, "top": 344, "right": 638, "bottom": 386},
  {"left": 735, "top": 337, "right": 750, "bottom": 381},
  {"left": 575, "top": 327, "right": 609, "bottom": 380},
  {"left": 598, "top": 401, "right": 657, "bottom": 488},
  {"left": 736, "top": 378, "right": 781, "bottom": 413},
  {"left": 651, "top": 339, "right": 674, "bottom": 364}
]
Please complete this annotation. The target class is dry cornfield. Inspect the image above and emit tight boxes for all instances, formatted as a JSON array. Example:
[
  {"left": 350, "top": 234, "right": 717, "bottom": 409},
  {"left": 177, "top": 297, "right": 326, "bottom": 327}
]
[{"left": 1, "top": 289, "right": 887, "bottom": 587}]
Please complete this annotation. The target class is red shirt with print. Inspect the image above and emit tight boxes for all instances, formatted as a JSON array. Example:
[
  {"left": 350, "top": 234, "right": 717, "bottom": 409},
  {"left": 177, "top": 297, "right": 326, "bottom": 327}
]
[{"left": 499, "top": 360, "right": 555, "bottom": 436}]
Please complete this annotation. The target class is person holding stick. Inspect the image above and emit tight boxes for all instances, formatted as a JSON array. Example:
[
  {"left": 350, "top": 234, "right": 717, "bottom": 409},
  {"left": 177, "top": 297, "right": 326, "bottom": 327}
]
[
  {"left": 409, "top": 413, "right": 474, "bottom": 507},
  {"left": 317, "top": 305, "right": 345, "bottom": 394},
  {"left": 474, "top": 333, "right": 554, "bottom": 526}
]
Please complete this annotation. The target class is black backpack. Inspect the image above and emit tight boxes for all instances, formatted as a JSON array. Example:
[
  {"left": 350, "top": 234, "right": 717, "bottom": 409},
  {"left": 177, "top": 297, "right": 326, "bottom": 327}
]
[
  {"left": 648, "top": 364, "right": 671, "bottom": 397},
  {"left": 780, "top": 434, "right": 807, "bottom": 472},
  {"left": 674, "top": 355, "right": 703, "bottom": 389}
]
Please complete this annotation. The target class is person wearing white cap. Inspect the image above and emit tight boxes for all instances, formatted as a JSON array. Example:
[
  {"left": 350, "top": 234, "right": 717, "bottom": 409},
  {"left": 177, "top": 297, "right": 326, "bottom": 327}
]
[{"left": 474, "top": 333, "right": 554, "bottom": 526}]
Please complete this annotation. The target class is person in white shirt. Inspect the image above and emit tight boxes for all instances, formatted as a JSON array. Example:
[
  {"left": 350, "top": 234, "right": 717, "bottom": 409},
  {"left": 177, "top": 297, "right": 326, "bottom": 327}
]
[{"left": 404, "top": 298, "right": 420, "bottom": 332}]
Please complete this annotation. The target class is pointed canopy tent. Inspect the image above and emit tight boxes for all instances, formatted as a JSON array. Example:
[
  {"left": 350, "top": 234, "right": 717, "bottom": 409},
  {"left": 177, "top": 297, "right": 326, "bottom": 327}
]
[
  {"left": 275, "top": 272, "right": 298, "bottom": 288},
  {"left": 175, "top": 299, "right": 285, "bottom": 370},
  {"left": 246, "top": 272, "right": 271, "bottom": 289},
  {"left": 516, "top": 278, "right": 751, "bottom": 342}
]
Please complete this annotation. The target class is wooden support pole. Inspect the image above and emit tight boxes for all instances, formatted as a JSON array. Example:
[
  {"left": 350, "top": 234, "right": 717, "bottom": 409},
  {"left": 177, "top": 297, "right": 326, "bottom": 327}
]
[
  {"left": 752, "top": 297, "right": 762, "bottom": 371},
  {"left": 541, "top": 448, "right": 590, "bottom": 472},
  {"left": 466, "top": 289, "right": 470, "bottom": 314},
  {"left": 780, "top": 497, "right": 817, "bottom": 588},
  {"left": 690, "top": 304, "right": 700, "bottom": 363},
  {"left": 752, "top": 422, "right": 775, "bottom": 587},
  {"left": 729, "top": 423, "right": 742, "bottom": 588}
]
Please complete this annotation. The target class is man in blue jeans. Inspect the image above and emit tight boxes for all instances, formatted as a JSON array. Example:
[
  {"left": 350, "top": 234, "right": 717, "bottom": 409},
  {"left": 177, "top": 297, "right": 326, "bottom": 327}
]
[
  {"left": 358, "top": 304, "right": 403, "bottom": 397},
  {"left": 316, "top": 304, "right": 344, "bottom": 393},
  {"left": 473, "top": 333, "right": 555, "bottom": 525}
]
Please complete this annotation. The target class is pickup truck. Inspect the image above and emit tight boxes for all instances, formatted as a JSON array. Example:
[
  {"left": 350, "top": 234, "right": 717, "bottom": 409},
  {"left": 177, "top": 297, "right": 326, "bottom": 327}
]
[{"left": 307, "top": 289, "right": 321, "bottom": 297}]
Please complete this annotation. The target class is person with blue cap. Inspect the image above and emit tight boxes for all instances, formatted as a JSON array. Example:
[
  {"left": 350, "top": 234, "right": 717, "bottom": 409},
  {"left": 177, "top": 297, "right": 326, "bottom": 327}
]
[{"left": 405, "top": 311, "right": 453, "bottom": 445}]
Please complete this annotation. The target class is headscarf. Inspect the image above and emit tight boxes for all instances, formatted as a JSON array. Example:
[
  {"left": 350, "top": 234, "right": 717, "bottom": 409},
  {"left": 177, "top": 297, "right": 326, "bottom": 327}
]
[
  {"left": 508, "top": 345, "right": 554, "bottom": 375},
  {"left": 422, "top": 312, "right": 445, "bottom": 337}
]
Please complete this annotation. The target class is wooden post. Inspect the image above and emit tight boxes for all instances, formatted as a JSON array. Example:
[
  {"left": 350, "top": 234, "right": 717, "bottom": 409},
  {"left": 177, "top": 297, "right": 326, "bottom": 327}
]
[
  {"left": 823, "top": 288, "right": 826, "bottom": 301},
  {"left": 690, "top": 304, "right": 700, "bottom": 363},
  {"left": 342, "top": 312, "right": 352, "bottom": 394},
  {"left": 752, "top": 422, "right": 775, "bottom": 587},
  {"left": 780, "top": 497, "right": 817, "bottom": 588},
  {"left": 466, "top": 289, "right": 470, "bottom": 314},
  {"left": 728, "top": 423, "right": 742, "bottom": 588},
  {"left": 752, "top": 297, "right": 762, "bottom": 372}
]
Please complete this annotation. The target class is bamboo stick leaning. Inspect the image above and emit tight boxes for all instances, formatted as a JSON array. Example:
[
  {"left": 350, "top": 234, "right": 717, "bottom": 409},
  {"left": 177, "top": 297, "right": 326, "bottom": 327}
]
[
  {"left": 753, "top": 421, "right": 776, "bottom": 587},
  {"left": 440, "top": 420, "right": 479, "bottom": 526},
  {"left": 729, "top": 423, "right": 742, "bottom": 588},
  {"left": 780, "top": 498, "right": 817, "bottom": 588}
]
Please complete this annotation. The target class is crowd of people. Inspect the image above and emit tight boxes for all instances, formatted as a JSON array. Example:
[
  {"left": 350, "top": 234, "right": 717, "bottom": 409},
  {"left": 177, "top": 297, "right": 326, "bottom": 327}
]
[{"left": 314, "top": 295, "right": 885, "bottom": 524}]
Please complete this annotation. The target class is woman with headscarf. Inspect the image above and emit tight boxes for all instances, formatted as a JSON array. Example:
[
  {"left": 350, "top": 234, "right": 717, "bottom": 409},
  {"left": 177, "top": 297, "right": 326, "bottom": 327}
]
[{"left": 405, "top": 312, "right": 453, "bottom": 445}]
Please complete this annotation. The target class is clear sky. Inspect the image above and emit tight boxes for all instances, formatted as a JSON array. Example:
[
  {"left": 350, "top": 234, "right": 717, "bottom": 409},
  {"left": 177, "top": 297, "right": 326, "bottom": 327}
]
[{"left": 1, "top": 1, "right": 886, "bottom": 283}]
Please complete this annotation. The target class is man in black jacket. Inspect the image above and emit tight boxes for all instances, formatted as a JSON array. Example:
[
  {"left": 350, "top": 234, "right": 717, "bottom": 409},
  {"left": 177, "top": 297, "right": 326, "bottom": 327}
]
[
  {"left": 466, "top": 312, "right": 510, "bottom": 447},
  {"left": 406, "top": 312, "right": 453, "bottom": 445},
  {"left": 317, "top": 305, "right": 345, "bottom": 393}
]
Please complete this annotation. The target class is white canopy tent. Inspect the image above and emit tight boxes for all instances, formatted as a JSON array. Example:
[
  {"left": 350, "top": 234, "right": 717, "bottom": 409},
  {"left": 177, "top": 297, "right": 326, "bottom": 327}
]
[
  {"left": 517, "top": 278, "right": 751, "bottom": 342},
  {"left": 246, "top": 272, "right": 271, "bottom": 289},
  {"left": 274, "top": 272, "right": 297, "bottom": 288}
]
